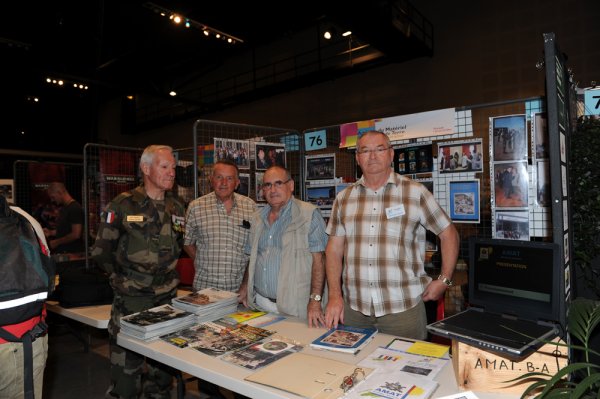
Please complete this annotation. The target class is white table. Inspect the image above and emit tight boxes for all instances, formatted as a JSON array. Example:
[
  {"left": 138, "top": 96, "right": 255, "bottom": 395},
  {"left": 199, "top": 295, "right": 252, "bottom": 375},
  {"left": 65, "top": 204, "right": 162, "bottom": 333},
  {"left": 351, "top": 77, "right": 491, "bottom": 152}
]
[
  {"left": 118, "top": 317, "right": 520, "bottom": 399},
  {"left": 46, "top": 301, "right": 111, "bottom": 329}
]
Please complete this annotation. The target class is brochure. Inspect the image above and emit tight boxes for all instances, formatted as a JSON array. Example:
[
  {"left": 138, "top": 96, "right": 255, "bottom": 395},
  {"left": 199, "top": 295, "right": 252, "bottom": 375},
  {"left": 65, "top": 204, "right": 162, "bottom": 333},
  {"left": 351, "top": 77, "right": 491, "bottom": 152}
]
[
  {"left": 220, "top": 336, "right": 303, "bottom": 370},
  {"left": 310, "top": 325, "right": 377, "bottom": 354}
]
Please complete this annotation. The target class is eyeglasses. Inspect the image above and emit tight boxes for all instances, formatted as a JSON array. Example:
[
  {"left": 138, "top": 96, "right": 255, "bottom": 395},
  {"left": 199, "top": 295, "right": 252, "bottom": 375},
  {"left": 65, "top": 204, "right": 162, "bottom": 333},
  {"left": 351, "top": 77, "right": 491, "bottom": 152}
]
[
  {"left": 356, "top": 146, "right": 391, "bottom": 155},
  {"left": 262, "top": 179, "right": 291, "bottom": 190}
]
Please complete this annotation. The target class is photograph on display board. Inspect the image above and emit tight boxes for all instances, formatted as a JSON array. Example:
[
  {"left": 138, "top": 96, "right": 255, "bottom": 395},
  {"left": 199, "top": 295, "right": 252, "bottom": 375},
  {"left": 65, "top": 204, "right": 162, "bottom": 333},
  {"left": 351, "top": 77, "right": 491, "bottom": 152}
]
[
  {"left": 254, "top": 143, "right": 286, "bottom": 170},
  {"left": 0, "top": 179, "right": 14, "bottom": 203},
  {"left": 536, "top": 161, "right": 550, "bottom": 207},
  {"left": 394, "top": 144, "right": 433, "bottom": 175},
  {"left": 437, "top": 140, "right": 483, "bottom": 173},
  {"left": 305, "top": 185, "right": 335, "bottom": 210},
  {"left": 491, "top": 114, "right": 527, "bottom": 161},
  {"left": 448, "top": 180, "right": 480, "bottom": 223},
  {"left": 255, "top": 172, "right": 265, "bottom": 202},
  {"left": 213, "top": 138, "right": 250, "bottom": 169},
  {"left": 533, "top": 112, "right": 549, "bottom": 160},
  {"left": 305, "top": 154, "right": 335, "bottom": 180},
  {"left": 494, "top": 210, "right": 530, "bottom": 240},
  {"left": 236, "top": 173, "right": 250, "bottom": 197},
  {"left": 493, "top": 161, "right": 528, "bottom": 208}
]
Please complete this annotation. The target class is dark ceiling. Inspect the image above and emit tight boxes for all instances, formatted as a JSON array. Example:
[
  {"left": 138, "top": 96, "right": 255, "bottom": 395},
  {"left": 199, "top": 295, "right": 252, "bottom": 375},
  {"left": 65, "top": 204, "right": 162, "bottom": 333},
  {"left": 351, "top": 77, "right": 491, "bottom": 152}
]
[{"left": 1, "top": 0, "right": 433, "bottom": 153}]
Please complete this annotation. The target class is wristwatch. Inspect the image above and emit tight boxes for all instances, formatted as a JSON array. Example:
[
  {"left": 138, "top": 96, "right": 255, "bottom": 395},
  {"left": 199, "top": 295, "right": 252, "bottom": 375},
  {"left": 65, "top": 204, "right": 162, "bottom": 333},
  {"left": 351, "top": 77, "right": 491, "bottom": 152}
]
[
  {"left": 437, "top": 275, "right": 453, "bottom": 287},
  {"left": 309, "top": 293, "right": 322, "bottom": 302}
]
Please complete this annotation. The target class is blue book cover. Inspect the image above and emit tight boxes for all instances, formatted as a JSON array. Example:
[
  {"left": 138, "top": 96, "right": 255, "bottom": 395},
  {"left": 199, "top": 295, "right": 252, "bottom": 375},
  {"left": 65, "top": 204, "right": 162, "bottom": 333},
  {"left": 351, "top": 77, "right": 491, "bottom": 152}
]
[{"left": 310, "top": 325, "right": 378, "bottom": 353}]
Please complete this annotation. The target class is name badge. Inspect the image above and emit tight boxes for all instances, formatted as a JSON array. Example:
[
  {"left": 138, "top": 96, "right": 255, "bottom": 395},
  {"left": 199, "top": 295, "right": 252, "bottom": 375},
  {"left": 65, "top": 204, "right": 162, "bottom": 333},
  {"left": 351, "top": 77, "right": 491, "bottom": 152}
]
[
  {"left": 127, "top": 215, "right": 144, "bottom": 222},
  {"left": 385, "top": 205, "right": 405, "bottom": 219}
]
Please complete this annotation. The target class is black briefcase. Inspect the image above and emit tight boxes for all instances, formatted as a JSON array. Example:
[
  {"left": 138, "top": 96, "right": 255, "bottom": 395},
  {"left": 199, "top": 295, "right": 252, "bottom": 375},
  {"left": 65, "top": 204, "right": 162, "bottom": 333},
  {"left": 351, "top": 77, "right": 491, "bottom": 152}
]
[{"left": 57, "top": 263, "right": 113, "bottom": 308}]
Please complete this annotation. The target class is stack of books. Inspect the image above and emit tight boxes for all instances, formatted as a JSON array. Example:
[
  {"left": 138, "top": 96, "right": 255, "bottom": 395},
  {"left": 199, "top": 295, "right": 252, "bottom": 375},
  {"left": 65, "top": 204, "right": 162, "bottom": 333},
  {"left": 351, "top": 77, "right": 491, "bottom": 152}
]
[
  {"left": 310, "top": 325, "right": 378, "bottom": 354},
  {"left": 119, "top": 304, "right": 196, "bottom": 341},
  {"left": 171, "top": 287, "right": 239, "bottom": 323}
]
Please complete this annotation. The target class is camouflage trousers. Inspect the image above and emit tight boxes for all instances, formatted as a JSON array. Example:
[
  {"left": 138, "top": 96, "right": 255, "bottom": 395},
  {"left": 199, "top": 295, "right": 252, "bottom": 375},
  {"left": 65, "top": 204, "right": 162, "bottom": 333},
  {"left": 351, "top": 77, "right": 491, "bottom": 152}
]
[{"left": 107, "top": 291, "right": 177, "bottom": 399}]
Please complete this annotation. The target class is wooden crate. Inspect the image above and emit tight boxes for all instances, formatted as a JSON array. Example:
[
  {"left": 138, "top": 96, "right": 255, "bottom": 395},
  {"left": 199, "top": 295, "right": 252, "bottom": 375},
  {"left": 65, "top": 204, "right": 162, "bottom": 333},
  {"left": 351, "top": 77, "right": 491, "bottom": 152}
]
[{"left": 452, "top": 339, "right": 568, "bottom": 395}]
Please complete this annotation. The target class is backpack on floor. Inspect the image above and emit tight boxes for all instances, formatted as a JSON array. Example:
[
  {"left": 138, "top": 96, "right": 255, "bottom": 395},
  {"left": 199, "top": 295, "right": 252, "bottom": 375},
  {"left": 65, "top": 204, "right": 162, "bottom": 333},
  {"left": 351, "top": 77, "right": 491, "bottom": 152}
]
[{"left": 0, "top": 195, "right": 56, "bottom": 399}]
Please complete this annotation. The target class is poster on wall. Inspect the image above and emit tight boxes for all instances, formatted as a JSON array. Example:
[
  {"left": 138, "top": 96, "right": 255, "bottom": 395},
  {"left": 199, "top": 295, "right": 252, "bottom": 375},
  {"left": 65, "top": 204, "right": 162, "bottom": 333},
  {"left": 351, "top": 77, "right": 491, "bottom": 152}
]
[
  {"left": 492, "top": 161, "right": 529, "bottom": 208},
  {"left": 255, "top": 172, "right": 265, "bottom": 202},
  {"left": 494, "top": 210, "right": 530, "bottom": 240},
  {"left": 437, "top": 139, "right": 483, "bottom": 173},
  {"left": 213, "top": 138, "right": 250, "bottom": 169},
  {"left": 490, "top": 114, "right": 527, "bottom": 161},
  {"left": 254, "top": 142, "right": 286, "bottom": 170},
  {"left": 236, "top": 173, "right": 250, "bottom": 197},
  {"left": 536, "top": 161, "right": 550, "bottom": 207},
  {"left": 532, "top": 112, "right": 549, "bottom": 160},
  {"left": 394, "top": 143, "right": 433, "bottom": 175},
  {"left": 305, "top": 185, "right": 335, "bottom": 210},
  {"left": 305, "top": 154, "right": 335, "bottom": 180},
  {"left": 448, "top": 180, "right": 480, "bottom": 223}
]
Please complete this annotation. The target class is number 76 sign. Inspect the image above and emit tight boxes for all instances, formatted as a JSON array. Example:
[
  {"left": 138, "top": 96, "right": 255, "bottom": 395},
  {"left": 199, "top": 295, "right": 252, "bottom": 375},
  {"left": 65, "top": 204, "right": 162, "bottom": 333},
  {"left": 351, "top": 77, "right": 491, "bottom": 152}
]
[
  {"left": 584, "top": 87, "right": 600, "bottom": 116},
  {"left": 304, "top": 129, "right": 327, "bottom": 151}
]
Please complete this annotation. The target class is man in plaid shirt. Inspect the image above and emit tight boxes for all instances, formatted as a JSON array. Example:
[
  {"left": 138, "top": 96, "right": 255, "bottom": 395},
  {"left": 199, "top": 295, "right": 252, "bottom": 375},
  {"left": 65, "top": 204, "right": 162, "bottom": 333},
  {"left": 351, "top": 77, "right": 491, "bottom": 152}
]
[{"left": 325, "top": 131, "right": 459, "bottom": 340}]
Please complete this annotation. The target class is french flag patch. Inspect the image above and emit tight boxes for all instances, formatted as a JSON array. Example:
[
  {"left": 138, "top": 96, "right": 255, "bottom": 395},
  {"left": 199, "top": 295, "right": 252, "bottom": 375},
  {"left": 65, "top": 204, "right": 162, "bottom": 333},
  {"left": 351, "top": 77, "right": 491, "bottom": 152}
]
[{"left": 106, "top": 211, "right": 115, "bottom": 223}]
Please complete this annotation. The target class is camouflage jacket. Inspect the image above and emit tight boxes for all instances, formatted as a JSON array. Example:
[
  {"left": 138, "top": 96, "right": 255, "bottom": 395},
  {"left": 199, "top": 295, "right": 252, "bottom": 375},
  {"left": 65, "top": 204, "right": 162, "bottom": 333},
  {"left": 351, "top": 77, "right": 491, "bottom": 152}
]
[{"left": 91, "top": 185, "right": 186, "bottom": 296}]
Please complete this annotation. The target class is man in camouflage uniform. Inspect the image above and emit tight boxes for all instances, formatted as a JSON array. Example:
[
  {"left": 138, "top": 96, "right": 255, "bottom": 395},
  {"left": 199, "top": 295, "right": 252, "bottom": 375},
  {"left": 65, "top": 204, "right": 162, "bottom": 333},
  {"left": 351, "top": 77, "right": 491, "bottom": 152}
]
[{"left": 92, "top": 145, "right": 185, "bottom": 399}]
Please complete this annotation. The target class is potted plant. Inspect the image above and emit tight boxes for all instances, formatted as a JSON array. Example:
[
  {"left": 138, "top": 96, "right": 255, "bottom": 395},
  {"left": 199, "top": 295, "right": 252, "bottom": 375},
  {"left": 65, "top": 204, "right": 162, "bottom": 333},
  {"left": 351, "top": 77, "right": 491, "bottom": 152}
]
[{"left": 512, "top": 298, "right": 600, "bottom": 398}]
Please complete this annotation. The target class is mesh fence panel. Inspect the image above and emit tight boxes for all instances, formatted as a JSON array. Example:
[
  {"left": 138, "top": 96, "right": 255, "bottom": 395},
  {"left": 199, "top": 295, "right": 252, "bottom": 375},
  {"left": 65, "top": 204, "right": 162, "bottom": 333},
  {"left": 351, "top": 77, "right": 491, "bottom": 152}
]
[
  {"left": 13, "top": 160, "right": 83, "bottom": 230},
  {"left": 193, "top": 120, "right": 302, "bottom": 202}
]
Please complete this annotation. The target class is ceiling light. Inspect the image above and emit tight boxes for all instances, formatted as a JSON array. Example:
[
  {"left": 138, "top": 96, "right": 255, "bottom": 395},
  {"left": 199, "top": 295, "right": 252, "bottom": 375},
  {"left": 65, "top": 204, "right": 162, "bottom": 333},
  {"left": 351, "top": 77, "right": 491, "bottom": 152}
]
[
  {"left": 144, "top": 2, "right": 243, "bottom": 44},
  {"left": 342, "top": 31, "right": 352, "bottom": 37},
  {"left": 126, "top": 95, "right": 134, "bottom": 100},
  {"left": 34, "top": 97, "right": 39, "bottom": 102},
  {"left": 46, "top": 78, "right": 51, "bottom": 83},
  {"left": 323, "top": 31, "right": 332, "bottom": 40},
  {"left": 169, "top": 91, "right": 177, "bottom": 97},
  {"left": 58, "top": 80, "right": 64, "bottom": 85}
]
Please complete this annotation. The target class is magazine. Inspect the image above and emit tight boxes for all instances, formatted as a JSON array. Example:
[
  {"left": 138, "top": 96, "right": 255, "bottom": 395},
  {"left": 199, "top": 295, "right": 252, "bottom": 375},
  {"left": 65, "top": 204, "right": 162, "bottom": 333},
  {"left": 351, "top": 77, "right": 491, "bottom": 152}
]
[
  {"left": 357, "top": 347, "right": 448, "bottom": 380},
  {"left": 217, "top": 309, "right": 266, "bottom": 326},
  {"left": 119, "top": 304, "right": 197, "bottom": 341},
  {"left": 220, "top": 336, "right": 303, "bottom": 370},
  {"left": 161, "top": 321, "right": 275, "bottom": 356},
  {"left": 171, "top": 287, "right": 239, "bottom": 322},
  {"left": 344, "top": 370, "right": 439, "bottom": 399},
  {"left": 310, "top": 325, "right": 377, "bottom": 354}
]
